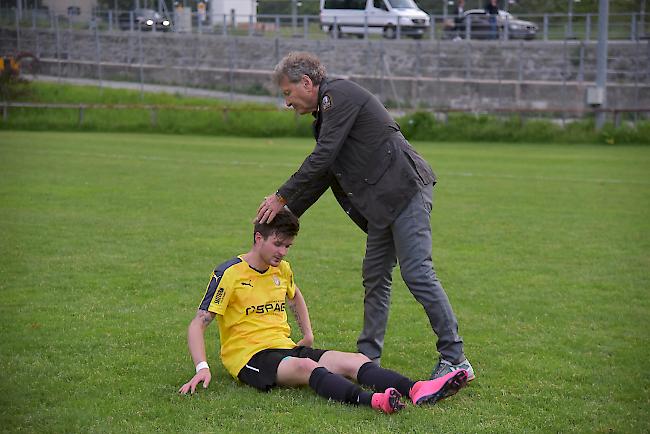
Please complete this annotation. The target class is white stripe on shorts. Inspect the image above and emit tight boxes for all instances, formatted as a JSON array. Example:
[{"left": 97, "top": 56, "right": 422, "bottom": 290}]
[{"left": 244, "top": 364, "right": 260, "bottom": 372}]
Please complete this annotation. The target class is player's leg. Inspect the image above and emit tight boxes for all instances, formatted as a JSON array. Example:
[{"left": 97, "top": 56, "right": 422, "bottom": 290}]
[
  {"left": 357, "top": 223, "right": 397, "bottom": 365},
  {"left": 276, "top": 356, "right": 319, "bottom": 386},
  {"left": 317, "top": 350, "right": 372, "bottom": 379},
  {"left": 319, "top": 350, "right": 469, "bottom": 406},
  {"left": 278, "top": 355, "right": 404, "bottom": 413}
]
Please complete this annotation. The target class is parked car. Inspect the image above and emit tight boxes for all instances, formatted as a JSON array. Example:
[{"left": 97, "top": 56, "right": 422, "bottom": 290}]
[
  {"left": 443, "top": 9, "right": 537, "bottom": 40},
  {"left": 320, "top": 0, "right": 430, "bottom": 39},
  {"left": 119, "top": 9, "right": 172, "bottom": 31}
]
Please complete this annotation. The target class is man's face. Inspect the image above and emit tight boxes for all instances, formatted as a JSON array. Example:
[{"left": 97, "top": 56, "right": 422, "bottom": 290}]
[
  {"left": 255, "top": 232, "right": 294, "bottom": 267},
  {"left": 279, "top": 75, "right": 319, "bottom": 115}
]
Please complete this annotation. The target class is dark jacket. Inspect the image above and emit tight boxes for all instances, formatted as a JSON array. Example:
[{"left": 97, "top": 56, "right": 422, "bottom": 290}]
[{"left": 278, "top": 77, "right": 435, "bottom": 233}]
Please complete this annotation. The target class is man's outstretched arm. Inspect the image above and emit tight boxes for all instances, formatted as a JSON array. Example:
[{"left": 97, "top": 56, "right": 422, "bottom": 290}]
[
  {"left": 287, "top": 286, "right": 314, "bottom": 347},
  {"left": 178, "top": 309, "right": 216, "bottom": 394}
]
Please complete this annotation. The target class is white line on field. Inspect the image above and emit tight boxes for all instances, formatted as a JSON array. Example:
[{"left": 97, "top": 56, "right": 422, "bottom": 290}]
[{"left": 9, "top": 148, "right": 650, "bottom": 186}]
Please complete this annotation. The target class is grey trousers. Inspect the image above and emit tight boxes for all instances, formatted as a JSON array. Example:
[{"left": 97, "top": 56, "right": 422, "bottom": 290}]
[{"left": 356, "top": 182, "right": 465, "bottom": 364}]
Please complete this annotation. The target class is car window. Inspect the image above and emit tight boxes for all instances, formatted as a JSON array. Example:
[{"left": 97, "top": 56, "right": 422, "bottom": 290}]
[
  {"left": 324, "top": 0, "right": 366, "bottom": 9},
  {"left": 373, "top": 0, "right": 388, "bottom": 11},
  {"left": 387, "top": 0, "right": 417, "bottom": 9}
]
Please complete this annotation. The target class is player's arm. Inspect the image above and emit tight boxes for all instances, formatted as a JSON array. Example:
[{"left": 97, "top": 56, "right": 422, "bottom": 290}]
[
  {"left": 178, "top": 309, "right": 217, "bottom": 394},
  {"left": 287, "top": 286, "right": 314, "bottom": 347}
]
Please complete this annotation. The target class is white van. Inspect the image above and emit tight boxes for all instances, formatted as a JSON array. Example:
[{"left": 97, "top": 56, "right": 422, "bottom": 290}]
[{"left": 320, "top": 0, "right": 430, "bottom": 39}]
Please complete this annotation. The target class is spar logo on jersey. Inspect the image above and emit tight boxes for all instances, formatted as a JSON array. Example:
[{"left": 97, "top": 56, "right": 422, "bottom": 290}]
[
  {"left": 214, "top": 287, "right": 225, "bottom": 304},
  {"left": 245, "top": 301, "right": 286, "bottom": 316}
]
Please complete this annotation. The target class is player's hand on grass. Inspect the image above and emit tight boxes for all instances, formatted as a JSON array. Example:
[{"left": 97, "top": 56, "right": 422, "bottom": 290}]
[
  {"left": 255, "top": 194, "right": 284, "bottom": 224},
  {"left": 178, "top": 369, "right": 211, "bottom": 394},
  {"left": 296, "top": 332, "right": 314, "bottom": 348}
]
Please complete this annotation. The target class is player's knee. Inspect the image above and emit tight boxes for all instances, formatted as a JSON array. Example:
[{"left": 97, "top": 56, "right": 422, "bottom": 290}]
[
  {"left": 293, "top": 357, "right": 319, "bottom": 376},
  {"left": 340, "top": 353, "right": 371, "bottom": 377},
  {"left": 350, "top": 353, "right": 371, "bottom": 372}
]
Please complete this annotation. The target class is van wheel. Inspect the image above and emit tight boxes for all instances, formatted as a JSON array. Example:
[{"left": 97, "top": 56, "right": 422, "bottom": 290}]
[
  {"left": 329, "top": 25, "right": 342, "bottom": 38},
  {"left": 383, "top": 25, "right": 396, "bottom": 39}
]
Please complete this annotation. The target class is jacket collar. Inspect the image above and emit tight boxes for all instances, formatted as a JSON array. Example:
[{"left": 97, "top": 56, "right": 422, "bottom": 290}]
[{"left": 312, "top": 77, "right": 331, "bottom": 118}]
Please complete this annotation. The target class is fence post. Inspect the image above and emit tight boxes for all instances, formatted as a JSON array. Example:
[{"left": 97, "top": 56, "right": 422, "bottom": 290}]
[
  {"left": 631, "top": 13, "right": 637, "bottom": 40},
  {"left": 138, "top": 30, "right": 144, "bottom": 100},
  {"left": 95, "top": 24, "right": 103, "bottom": 86},
  {"left": 150, "top": 108, "right": 157, "bottom": 127},
  {"left": 35, "top": 14, "right": 41, "bottom": 58},
  {"left": 222, "top": 14, "right": 227, "bottom": 36},
  {"left": 108, "top": 10, "right": 113, "bottom": 32},
  {"left": 517, "top": 40, "right": 523, "bottom": 82},
  {"left": 15, "top": 7, "right": 21, "bottom": 52},
  {"left": 543, "top": 14, "right": 548, "bottom": 41},
  {"left": 303, "top": 15, "right": 308, "bottom": 38},
  {"left": 55, "top": 14, "right": 61, "bottom": 79},
  {"left": 464, "top": 39, "right": 471, "bottom": 80},
  {"left": 585, "top": 13, "right": 591, "bottom": 41},
  {"left": 249, "top": 14, "right": 254, "bottom": 36},
  {"left": 364, "top": 12, "right": 368, "bottom": 39},
  {"left": 578, "top": 41, "right": 584, "bottom": 83},
  {"left": 430, "top": 15, "right": 435, "bottom": 40}
]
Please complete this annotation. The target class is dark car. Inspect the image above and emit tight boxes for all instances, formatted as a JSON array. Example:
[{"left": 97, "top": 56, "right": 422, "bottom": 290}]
[
  {"left": 119, "top": 8, "right": 172, "bottom": 31},
  {"left": 443, "top": 9, "right": 537, "bottom": 40}
]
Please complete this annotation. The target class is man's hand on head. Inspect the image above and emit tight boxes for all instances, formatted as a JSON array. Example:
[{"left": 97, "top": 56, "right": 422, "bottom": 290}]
[{"left": 255, "top": 194, "right": 284, "bottom": 224}]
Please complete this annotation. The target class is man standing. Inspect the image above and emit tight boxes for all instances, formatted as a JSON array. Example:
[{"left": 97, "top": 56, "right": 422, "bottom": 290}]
[
  {"left": 256, "top": 52, "right": 474, "bottom": 380},
  {"left": 485, "top": 0, "right": 499, "bottom": 39}
]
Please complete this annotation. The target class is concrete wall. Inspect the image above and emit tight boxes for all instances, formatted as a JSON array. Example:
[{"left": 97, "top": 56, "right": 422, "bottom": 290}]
[{"left": 2, "top": 27, "right": 649, "bottom": 111}]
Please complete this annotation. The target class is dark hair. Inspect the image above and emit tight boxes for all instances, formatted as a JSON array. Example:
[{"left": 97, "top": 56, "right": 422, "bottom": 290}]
[{"left": 254, "top": 210, "right": 299, "bottom": 243}]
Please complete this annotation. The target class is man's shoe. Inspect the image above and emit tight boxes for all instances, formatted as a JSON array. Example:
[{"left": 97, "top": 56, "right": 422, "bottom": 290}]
[
  {"left": 431, "top": 358, "right": 475, "bottom": 381},
  {"left": 409, "top": 370, "right": 468, "bottom": 405},
  {"left": 371, "top": 387, "right": 405, "bottom": 414}
]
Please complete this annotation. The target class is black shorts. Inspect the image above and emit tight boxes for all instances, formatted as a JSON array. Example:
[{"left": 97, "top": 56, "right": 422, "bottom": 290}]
[{"left": 237, "top": 346, "right": 328, "bottom": 391}]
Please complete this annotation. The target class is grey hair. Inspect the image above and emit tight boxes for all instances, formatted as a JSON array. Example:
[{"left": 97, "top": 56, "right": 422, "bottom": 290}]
[{"left": 273, "top": 52, "right": 327, "bottom": 86}]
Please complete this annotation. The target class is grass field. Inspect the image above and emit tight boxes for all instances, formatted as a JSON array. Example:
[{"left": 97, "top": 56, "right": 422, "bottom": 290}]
[{"left": 0, "top": 131, "right": 648, "bottom": 433}]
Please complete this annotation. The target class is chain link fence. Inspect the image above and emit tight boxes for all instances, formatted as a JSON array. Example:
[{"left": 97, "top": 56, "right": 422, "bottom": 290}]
[{"left": 1, "top": 8, "right": 648, "bottom": 41}]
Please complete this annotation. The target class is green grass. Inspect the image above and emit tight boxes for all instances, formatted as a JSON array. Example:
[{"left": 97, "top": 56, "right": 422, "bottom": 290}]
[
  {"left": 0, "top": 131, "right": 649, "bottom": 432},
  {"left": 4, "top": 82, "right": 649, "bottom": 145}
]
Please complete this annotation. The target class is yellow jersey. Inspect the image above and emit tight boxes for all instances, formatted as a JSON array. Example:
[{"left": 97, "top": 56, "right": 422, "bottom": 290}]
[{"left": 198, "top": 255, "right": 297, "bottom": 378}]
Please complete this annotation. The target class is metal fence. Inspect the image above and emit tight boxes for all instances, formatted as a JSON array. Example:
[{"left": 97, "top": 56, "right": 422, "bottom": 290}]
[{"left": 1, "top": 8, "right": 648, "bottom": 41}]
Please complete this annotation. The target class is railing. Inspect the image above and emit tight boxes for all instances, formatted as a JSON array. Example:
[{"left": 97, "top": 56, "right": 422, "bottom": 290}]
[{"left": 1, "top": 8, "right": 648, "bottom": 41}]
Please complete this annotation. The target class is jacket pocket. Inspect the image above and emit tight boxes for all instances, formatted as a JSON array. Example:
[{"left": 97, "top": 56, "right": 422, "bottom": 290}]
[
  {"left": 363, "top": 144, "right": 395, "bottom": 185},
  {"left": 403, "top": 148, "right": 435, "bottom": 185}
]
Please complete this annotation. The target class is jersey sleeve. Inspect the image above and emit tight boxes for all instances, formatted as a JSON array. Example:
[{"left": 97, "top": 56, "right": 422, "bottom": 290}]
[
  {"left": 283, "top": 261, "right": 296, "bottom": 300},
  {"left": 198, "top": 270, "right": 233, "bottom": 315}
]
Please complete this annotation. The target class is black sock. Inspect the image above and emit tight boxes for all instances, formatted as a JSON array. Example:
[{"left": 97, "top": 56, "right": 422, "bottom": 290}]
[
  {"left": 308, "top": 367, "right": 373, "bottom": 406},
  {"left": 357, "top": 361, "right": 416, "bottom": 397}
]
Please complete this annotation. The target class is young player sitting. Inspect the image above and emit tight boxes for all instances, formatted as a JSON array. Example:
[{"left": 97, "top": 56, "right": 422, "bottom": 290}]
[{"left": 178, "top": 210, "right": 468, "bottom": 413}]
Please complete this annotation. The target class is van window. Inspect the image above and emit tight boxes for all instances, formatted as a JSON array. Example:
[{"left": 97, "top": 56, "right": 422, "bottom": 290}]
[
  {"left": 323, "top": 0, "right": 367, "bottom": 9},
  {"left": 373, "top": 0, "right": 388, "bottom": 11},
  {"left": 387, "top": 0, "right": 417, "bottom": 9}
]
